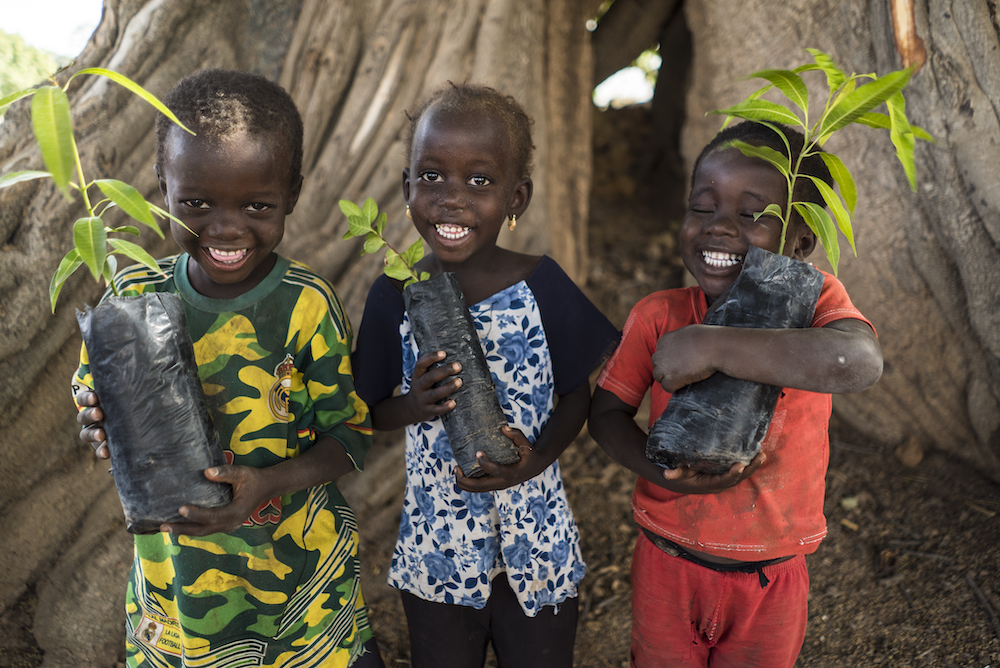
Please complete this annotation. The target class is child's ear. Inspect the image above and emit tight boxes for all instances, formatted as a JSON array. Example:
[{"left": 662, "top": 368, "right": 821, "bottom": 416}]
[
  {"left": 286, "top": 175, "right": 303, "bottom": 214},
  {"left": 155, "top": 164, "right": 168, "bottom": 203},
  {"left": 508, "top": 177, "right": 533, "bottom": 218},
  {"left": 790, "top": 223, "right": 817, "bottom": 261},
  {"left": 401, "top": 167, "right": 411, "bottom": 203}
]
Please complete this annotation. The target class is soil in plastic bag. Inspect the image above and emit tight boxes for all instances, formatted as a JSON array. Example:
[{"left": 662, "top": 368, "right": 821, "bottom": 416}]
[
  {"left": 646, "top": 246, "right": 825, "bottom": 474},
  {"left": 77, "top": 292, "right": 232, "bottom": 534},
  {"left": 404, "top": 273, "right": 520, "bottom": 477}
]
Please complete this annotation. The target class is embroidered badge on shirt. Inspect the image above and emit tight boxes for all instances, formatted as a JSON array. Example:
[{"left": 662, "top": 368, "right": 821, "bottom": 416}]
[{"left": 268, "top": 354, "right": 294, "bottom": 420}]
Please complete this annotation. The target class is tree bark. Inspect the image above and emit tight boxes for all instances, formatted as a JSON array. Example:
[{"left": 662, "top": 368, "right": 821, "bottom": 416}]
[
  {"left": 681, "top": 0, "right": 1000, "bottom": 479},
  {"left": 0, "top": 0, "right": 595, "bottom": 662}
]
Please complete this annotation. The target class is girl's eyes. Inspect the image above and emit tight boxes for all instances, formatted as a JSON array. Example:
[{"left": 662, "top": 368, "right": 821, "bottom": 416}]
[
  {"left": 246, "top": 202, "right": 272, "bottom": 212},
  {"left": 417, "top": 172, "right": 492, "bottom": 186},
  {"left": 182, "top": 199, "right": 209, "bottom": 209}
]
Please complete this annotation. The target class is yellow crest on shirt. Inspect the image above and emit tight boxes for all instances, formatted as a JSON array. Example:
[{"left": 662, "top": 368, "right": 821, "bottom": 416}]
[{"left": 268, "top": 354, "right": 295, "bottom": 421}]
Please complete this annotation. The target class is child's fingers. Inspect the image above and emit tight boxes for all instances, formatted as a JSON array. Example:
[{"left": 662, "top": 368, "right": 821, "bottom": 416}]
[
  {"left": 76, "top": 405, "right": 104, "bottom": 427},
  {"left": 75, "top": 389, "right": 99, "bottom": 407}
]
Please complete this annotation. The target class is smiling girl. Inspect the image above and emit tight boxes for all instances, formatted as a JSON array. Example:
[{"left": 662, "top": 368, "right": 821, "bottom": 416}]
[{"left": 353, "top": 84, "right": 619, "bottom": 668}]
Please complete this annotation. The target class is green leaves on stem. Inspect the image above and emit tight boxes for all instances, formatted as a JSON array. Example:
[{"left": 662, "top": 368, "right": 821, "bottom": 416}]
[
  {"left": 708, "top": 49, "right": 933, "bottom": 275},
  {"left": 0, "top": 67, "right": 195, "bottom": 311},
  {"left": 340, "top": 198, "right": 429, "bottom": 287}
]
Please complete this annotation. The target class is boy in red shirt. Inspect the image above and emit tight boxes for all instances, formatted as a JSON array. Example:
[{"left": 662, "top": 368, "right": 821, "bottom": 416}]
[{"left": 588, "top": 121, "right": 883, "bottom": 668}]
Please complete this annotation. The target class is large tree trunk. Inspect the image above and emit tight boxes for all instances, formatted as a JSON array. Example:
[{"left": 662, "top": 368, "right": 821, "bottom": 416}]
[
  {"left": 0, "top": 0, "right": 595, "bottom": 662},
  {"left": 679, "top": 0, "right": 1000, "bottom": 480}
]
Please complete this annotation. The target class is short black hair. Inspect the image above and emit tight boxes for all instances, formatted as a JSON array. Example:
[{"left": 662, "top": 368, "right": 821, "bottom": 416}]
[
  {"left": 404, "top": 82, "right": 535, "bottom": 179},
  {"left": 155, "top": 68, "right": 303, "bottom": 185},
  {"left": 693, "top": 121, "right": 834, "bottom": 210}
]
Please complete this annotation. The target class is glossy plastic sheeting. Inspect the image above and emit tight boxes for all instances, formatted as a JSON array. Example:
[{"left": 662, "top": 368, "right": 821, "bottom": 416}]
[
  {"left": 404, "top": 273, "right": 520, "bottom": 477},
  {"left": 646, "top": 246, "right": 825, "bottom": 474},
  {"left": 77, "top": 293, "right": 232, "bottom": 533}
]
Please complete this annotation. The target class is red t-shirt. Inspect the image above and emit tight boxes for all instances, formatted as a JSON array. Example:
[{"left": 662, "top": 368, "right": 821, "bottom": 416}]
[{"left": 597, "top": 271, "right": 873, "bottom": 560}]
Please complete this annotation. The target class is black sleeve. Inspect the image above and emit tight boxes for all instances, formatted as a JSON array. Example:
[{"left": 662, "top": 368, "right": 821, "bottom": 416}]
[
  {"left": 352, "top": 274, "right": 405, "bottom": 406},
  {"left": 527, "top": 256, "right": 621, "bottom": 396}
]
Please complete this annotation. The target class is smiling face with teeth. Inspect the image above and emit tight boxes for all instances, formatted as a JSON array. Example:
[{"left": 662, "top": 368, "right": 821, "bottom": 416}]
[
  {"left": 403, "top": 106, "right": 531, "bottom": 273},
  {"left": 158, "top": 127, "right": 301, "bottom": 299},
  {"left": 680, "top": 146, "right": 816, "bottom": 302}
]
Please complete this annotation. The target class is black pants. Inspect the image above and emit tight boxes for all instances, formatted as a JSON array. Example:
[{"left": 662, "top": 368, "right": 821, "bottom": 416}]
[{"left": 400, "top": 576, "right": 579, "bottom": 668}]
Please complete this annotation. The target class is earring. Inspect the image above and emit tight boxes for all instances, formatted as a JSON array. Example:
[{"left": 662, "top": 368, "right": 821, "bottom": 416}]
[
  {"left": 406, "top": 205, "right": 412, "bottom": 220},
  {"left": 507, "top": 214, "right": 517, "bottom": 232}
]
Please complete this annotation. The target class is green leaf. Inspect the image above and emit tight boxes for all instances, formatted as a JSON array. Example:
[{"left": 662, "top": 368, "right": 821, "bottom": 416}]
[
  {"left": 375, "top": 211, "right": 387, "bottom": 236},
  {"left": 102, "top": 254, "right": 118, "bottom": 284},
  {"left": 384, "top": 251, "right": 413, "bottom": 281},
  {"left": 31, "top": 86, "right": 75, "bottom": 197},
  {"left": 0, "top": 87, "right": 37, "bottom": 115},
  {"left": 803, "top": 175, "right": 856, "bottom": 255},
  {"left": 108, "top": 238, "right": 163, "bottom": 274},
  {"left": 338, "top": 199, "right": 363, "bottom": 219},
  {"left": 817, "top": 67, "right": 913, "bottom": 138},
  {"left": 754, "top": 203, "right": 786, "bottom": 223},
  {"left": 708, "top": 99, "right": 803, "bottom": 128},
  {"left": 108, "top": 225, "right": 141, "bottom": 236},
  {"left": 68, "top": 68, "right": 195, "bottom": 135},
  {"left": 885, "top": 91, "right": 919, "bottom": 191},
  {"left": 345, "top": 214, "right": 373, "bottom": 240},
  {"left": 419, "top": 271, "right": 430, "bottom": 282},
  {"left": 95, "top": 179, "right": 158, "bottom": 229},
  {"left": 854, "top": 112, "right": 934, "bottom": 142},
  {"left": 402, "top": 238, "right": 425, "bottom": 269},
  {"left": 362, "top": 197, "right": 379, "bottom": 224},
  {"left": 749, "top": 69, "right": 809, "bottom": 114},
  {"left": 728, "top": 139, "right": 790, "bottom": 174},
  {"left": 818, "top": 153, "right": 857, "bottom": 214},
  {"left": 794, "top": 202, "right": 840, "bottom": 274},
  {"left": 49, "top": 248, "right": 83, "bottom": 312},
  {"left": 73, "top": 217, "right": 107, "bottom": 281},
  {"left": 0, "top": 170, "right": 51, "bottom": 189},
  {"left": 403, "top": 277, "right": 419, "bottom": 288},
  {"left": 805, "top": 48, "right": 846, "bottom": 92},
  {"left": 364, "top": 232, "right": 386, "bottom": 254},
  {"left": 148, "top": 202, "right": 193, "bottom": 234}
]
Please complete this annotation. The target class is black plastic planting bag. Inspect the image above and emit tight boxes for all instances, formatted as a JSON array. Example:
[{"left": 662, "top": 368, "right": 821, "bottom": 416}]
[
  {"left": 77, "top": 292, "right": 231, "bottom": 534},
  {"left": 403, "top": 273, "right": 520, "bottom": 477},
  {"left": 646, "top": 246, "right": 825, "bottom": 474}
]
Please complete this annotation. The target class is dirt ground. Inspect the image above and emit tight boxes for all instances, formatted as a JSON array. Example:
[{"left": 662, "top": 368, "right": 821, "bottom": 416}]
[{"left": 348, "top": 106, "right": 1000, "bottom": 668}]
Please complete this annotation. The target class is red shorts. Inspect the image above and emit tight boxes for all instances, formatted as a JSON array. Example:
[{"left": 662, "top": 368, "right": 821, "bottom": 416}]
[{"left": 630, "top": 531, "right": 809, "bottom": 668}]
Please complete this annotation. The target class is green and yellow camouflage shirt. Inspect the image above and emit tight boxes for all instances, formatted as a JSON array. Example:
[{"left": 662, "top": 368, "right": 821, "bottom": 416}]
[{"left": 74, "top": 254, "right": 374, "bottom": 668}]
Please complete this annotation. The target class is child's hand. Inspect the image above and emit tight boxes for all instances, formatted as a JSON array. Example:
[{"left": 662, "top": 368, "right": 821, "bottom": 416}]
[
  {"left": 454, "top": 426, "right": 543, "bottom": 492},
  {"left": 76, "top": 389, "right": 110, "bottom": 459},
  {"left": 661, "top": 451, "right": 766, "bottom": 494},
  {"left": 651, "top": 324, "right": 717, "bottom": 392},
  {"left": 405, "top": 351, "right": 463, "bottom": 421},
  {"left": 160, "top": 465, "right": 270, "bottom": 536}
]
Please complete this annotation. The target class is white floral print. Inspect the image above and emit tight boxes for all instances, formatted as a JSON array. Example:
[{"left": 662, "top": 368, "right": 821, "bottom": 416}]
[{"left": 388, "top": 280, "right": 586, "bottom": 616}]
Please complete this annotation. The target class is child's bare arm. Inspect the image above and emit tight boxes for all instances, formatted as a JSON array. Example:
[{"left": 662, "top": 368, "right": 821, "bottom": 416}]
[
  {"left": 369, "top": 351, "right": 462, "bottom": 431},
  {"left": 162, "top": 435, "right": 357, "bottom": 536},
  {"left": 456, "top": 380, "right": 591, "bottom": 492},
  {"left": 589, "top": 387, "right": 764, "bottom": 495},
  {"left": 652, "top": 318, "right": 882, "bottom": 395}
]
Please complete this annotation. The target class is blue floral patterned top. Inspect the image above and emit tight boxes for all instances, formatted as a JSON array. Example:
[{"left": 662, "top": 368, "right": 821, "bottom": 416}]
[{"left": 354, "top": 256, "right": 619, "bottom": 616}]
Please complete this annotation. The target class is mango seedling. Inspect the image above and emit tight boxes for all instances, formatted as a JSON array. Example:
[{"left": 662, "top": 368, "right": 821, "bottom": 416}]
[{"left": 709, "top": 48, "right": 933, "bottom": 274}]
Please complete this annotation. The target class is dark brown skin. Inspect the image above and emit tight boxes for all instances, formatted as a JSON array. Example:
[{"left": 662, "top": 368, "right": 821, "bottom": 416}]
[
  {"left": 588, "top": 146, "right": 884, "bottom": 565},
  {"left": 369, "top": 105, "right": 589, "bottom": 492}
]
